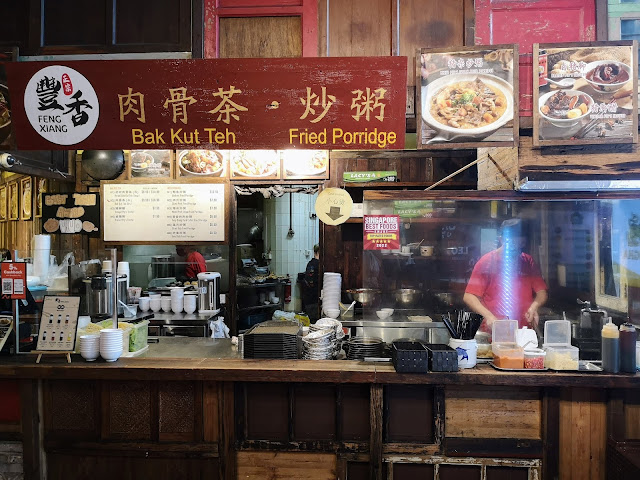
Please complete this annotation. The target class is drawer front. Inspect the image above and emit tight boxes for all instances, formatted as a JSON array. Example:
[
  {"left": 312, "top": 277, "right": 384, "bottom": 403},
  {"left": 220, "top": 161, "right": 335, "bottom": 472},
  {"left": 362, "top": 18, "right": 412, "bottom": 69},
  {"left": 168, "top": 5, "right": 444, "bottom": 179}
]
[{"left": 161, "top": 325, "right": 207, "bottom": 337}]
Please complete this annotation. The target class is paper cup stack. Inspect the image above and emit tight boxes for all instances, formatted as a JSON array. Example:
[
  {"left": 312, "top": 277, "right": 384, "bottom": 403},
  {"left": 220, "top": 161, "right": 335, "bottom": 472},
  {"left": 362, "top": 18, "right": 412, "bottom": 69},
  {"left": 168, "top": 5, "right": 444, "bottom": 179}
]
[
  {"left": 322, "top": 272, "right": 342, "bottom": 318},
  {"left": 79, "top": 334, "right": 100, "bottom": 361},
  {"left": 170, "top": 287, "right": 184, "bottom": 313},
  {"left": 100, "top": 329, "right": 123, "bottom": 362}
]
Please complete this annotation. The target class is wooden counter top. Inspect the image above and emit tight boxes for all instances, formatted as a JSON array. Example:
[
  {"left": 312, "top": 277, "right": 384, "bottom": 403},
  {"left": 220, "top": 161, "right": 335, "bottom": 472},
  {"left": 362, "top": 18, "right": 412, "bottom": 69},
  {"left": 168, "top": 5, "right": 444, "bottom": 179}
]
[{"left": 1, "top": 337, "right": 638, "bottom": 387}]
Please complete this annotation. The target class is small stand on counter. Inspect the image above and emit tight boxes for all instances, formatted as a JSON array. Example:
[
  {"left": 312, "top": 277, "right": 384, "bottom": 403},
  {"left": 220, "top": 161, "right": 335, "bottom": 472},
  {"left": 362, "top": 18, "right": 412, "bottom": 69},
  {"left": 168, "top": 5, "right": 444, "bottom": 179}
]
[{"left": 32, "top": 296, "right": 81, "bottom": 364}]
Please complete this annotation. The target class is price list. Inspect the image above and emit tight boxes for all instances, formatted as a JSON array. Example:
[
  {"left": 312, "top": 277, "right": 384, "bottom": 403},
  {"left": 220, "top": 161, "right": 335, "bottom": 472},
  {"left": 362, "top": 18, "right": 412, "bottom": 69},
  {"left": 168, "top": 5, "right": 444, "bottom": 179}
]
[{"left": 103, "top": 183, "right": 225, "bottom": 242}]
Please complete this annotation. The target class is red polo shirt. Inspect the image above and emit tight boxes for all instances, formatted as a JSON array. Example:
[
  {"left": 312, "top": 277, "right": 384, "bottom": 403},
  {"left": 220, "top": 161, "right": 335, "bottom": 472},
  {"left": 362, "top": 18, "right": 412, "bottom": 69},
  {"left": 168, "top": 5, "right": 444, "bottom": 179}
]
[
  {"left": 465, "top": 249, "right": 547, "bottom": 328},
  {"left": 185, "top": 251, "right": 206, "bottom": 279}
]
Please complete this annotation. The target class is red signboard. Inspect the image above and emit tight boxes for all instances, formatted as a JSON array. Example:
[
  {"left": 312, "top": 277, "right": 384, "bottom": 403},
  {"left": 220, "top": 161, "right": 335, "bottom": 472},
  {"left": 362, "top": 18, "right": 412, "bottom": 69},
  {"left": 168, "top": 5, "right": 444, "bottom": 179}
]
[
  {"left": 363, "top": 215, "right": 400, "bottom": 250},
  {"left": 3, "top": 57, "right": 407, "bottom": 151},
  {"left": 1, "top": 262, "right": 27, "bottom": 300}
]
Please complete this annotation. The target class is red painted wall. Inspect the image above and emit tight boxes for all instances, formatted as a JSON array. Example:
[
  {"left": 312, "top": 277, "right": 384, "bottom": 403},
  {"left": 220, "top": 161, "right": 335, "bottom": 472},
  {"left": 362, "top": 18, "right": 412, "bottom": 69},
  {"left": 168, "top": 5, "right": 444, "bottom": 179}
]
[
  {"left": 0, "top": 380, "right": 21, "bottom": 424},
  {"left": 475, "top": 0, "right": 596, "bottom": 116}
]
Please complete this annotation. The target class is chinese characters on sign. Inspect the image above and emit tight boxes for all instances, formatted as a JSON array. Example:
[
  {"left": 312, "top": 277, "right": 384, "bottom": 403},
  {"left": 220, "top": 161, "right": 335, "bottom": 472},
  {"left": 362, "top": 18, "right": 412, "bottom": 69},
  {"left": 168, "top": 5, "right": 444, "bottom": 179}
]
[
  {"left": 23, "top": 65, "right": 99, "bottom": 145},
  {"left": 417, "top": 46, "right": 518, "bottom": 149},
  {"left": 5, "top": 57, "right": 406, "bottom": 150},
  {"left": 102, "top": 183, "right": 225, "bottom": 242},
  {"left": 363, "top": 215, "right": 400, "bottom": 251},
  {"left": 533, "top": 42, "right": 638, "bottom": 146}
]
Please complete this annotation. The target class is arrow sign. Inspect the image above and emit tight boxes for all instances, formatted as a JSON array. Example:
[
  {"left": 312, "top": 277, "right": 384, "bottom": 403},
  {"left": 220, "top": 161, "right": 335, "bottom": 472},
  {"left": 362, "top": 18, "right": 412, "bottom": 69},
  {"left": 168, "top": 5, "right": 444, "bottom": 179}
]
[{"left": 326, "top": 206, "right": 343, "bottom": 221}]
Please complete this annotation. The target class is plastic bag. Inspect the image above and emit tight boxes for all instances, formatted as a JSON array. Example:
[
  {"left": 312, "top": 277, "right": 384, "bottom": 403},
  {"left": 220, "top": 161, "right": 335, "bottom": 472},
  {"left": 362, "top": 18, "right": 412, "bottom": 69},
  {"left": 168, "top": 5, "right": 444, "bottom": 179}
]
[
  {"left": 209, "top": 317, "right": 230, "bottom": 338},
  {"left": 44, "top": 252, "right": 75, "bottom": 288}
]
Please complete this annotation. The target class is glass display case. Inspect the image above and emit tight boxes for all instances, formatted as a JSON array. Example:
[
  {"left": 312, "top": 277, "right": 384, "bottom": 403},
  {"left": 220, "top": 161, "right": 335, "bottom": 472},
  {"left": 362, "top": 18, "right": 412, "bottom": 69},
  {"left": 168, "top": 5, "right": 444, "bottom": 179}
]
[{"left": 363, "top": 191, "right": 640, "bottom": 359}]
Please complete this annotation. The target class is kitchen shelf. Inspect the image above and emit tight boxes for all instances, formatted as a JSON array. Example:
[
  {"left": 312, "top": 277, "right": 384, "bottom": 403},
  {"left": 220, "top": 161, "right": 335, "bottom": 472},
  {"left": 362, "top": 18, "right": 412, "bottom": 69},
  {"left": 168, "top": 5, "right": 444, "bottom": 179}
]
[
  {"left": 342, "top": 181, "right": 476, "bottom": 188},
  {"left": 238, "top": 303, "right": 282, "bottom": 312},
  {"left": 237, "top": 281, "right": 283, "bottom": 289},
  {"left": 344, "top": 217, "right": 494, "bottom": 225}
]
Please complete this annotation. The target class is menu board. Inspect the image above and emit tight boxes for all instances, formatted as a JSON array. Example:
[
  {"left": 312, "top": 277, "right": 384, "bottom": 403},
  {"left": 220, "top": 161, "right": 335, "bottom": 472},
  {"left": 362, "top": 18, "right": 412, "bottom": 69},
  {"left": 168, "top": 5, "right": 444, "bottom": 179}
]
[
  {"left": 102, "top": 182, "right": 225, "bottom": 242},
  {"left": 533, "top": 41, "right": 638, "bottom": 146},
  {"left": 417, "top": 45, "right": 518, "bottom": 149},
  {"left": 36, "top": 296, "right": 80, "bottom": 352},
  {"left": 42, "top": 192, "right": 100, "bottom": 235}
]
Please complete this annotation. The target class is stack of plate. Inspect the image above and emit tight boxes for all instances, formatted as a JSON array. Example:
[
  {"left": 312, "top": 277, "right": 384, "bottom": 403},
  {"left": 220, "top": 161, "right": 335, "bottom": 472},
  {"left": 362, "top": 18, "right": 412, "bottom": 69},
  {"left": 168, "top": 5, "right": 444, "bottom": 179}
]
[
  {"left": 346, "top": 336, "right": 385, "bottom": 360},
  {"left": 322, "top": 272, "right": 342, "bottom": 315},
  {"left": 243, "top": 320, "right": 301, "bottom": 359},
  {"left": 302, "top": 328, "right": 338, "bottom": 360}
]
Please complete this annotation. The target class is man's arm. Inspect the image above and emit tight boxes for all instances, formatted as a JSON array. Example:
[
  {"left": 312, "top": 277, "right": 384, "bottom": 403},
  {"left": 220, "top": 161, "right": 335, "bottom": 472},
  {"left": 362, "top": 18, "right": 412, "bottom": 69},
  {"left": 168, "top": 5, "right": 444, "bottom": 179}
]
[
  {"left": 463, "top": 292, "right": 498, "bottom": 326},
  {"left": 524, "top": 289, "right": 547, "bottom": 329}
]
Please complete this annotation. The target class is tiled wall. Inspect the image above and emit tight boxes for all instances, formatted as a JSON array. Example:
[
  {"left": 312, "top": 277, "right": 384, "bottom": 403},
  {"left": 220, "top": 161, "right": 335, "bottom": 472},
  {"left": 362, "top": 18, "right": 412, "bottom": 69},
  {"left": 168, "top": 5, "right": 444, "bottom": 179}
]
[{"left": 264, "top": 193, "right": 319, "bottom": 312}]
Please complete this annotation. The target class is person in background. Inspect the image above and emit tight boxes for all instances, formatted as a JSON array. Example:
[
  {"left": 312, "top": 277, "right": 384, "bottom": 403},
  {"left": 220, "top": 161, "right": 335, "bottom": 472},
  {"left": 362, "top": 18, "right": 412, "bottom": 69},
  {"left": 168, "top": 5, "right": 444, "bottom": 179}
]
[
  {"left": 463, "top": 218, "right": 548, "bottom": 332},
  {"left": 303, "top": 244, "right": 320, "bottom": 322},
  {"left": 176, "top": 245, "right": 206, "bottom": 280}
]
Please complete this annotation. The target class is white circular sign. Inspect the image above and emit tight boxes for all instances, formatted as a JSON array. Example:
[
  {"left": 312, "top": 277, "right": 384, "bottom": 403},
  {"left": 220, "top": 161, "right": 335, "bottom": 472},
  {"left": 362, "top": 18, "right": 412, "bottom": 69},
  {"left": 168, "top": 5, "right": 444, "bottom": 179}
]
[
  {"left": 24, "top": 65, "right": 99, "bottom": 145},
  {"left": 315, "top": 188, "right": 353, "bottom": 226}
]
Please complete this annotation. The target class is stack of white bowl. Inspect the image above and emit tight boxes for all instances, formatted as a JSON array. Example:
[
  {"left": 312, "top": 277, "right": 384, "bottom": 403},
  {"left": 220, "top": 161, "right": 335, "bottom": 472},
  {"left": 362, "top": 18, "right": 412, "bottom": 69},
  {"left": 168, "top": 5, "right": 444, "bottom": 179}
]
[
  {"left": 149, "top": 293, "right": 162, "bottom": 312},
  {"left": 160, "top": 296, "right": 172, "bottom": 312},
  {"left": 100, "top": 329, "right": 123, "bottom": 362},
  {"left": 184, "top": 292, "right": 197, "bottom": 314},
  {"left": 170, "top": 287, "right": 184, "bottom": 313},
  {"left": 322, "top": 272, "right": 342, "bottom": 318},
  {"left": 79, "top": 334, "right": 100, "bottom": 361}
]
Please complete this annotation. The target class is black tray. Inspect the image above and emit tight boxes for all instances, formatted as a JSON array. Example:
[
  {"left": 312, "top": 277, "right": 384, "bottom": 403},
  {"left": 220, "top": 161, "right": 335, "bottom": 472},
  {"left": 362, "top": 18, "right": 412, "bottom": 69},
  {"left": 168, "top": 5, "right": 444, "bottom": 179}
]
[{"left": 392, "top": 341, "right": 428, "bottom": 373}]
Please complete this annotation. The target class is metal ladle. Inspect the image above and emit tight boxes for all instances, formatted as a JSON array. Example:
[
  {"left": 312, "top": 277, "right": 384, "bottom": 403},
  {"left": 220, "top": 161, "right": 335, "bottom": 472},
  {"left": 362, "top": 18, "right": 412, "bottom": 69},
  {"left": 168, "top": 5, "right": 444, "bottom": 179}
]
[{"left": 544, "top": 77, "right": 576, "bottom": 89}]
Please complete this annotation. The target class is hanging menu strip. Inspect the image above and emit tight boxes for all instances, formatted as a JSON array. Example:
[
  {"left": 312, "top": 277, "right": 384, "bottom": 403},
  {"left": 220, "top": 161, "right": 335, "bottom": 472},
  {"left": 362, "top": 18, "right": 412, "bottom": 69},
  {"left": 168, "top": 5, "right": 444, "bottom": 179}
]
[{"left": 103, "top": 183, "right": 225, "bottom": 242}]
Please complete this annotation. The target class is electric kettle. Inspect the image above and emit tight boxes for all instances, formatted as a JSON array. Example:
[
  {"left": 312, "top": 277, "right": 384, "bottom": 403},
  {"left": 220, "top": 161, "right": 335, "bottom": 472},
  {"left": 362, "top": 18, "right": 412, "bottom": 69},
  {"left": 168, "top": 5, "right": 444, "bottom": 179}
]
[{"left": 197, "top": 272, "right": 221, "bottom": 314}]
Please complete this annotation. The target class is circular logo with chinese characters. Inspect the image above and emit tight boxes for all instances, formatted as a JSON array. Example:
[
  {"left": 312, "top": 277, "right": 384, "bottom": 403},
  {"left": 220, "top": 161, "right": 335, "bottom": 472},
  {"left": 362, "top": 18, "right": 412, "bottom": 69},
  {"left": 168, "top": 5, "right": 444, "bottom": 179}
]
[{"left": 24, "top": 65, "right": 99, "bottom": 145}]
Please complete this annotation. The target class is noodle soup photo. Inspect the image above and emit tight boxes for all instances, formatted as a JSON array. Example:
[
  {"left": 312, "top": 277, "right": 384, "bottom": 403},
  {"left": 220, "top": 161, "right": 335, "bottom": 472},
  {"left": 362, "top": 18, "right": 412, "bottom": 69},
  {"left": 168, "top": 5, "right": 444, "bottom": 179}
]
[{"left": 418, "top": 46, "right": 517, "bottom": 148}]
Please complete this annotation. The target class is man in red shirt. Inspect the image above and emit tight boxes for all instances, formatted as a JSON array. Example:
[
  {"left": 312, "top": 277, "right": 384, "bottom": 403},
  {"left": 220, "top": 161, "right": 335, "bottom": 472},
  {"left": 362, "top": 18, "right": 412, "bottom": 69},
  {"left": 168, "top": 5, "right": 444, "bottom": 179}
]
[
  {"left": 463, "top": 219, "right": 547, "bottom": 331},
  {"left": 176, "top": 245, "right": 207, "bottom": 280}
]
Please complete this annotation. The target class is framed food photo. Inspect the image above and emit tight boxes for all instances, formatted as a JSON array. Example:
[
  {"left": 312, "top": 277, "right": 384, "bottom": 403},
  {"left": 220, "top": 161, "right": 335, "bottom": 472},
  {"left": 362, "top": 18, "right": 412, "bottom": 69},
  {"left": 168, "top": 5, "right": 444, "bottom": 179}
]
[
  {"left": 230, "top": 150, "right": 281, "bottom": 180},
  {"left": 7, "top": 181, "right": 18, "bottom": 220},
  {"left": 282, "top": 150, "right": 329, "bottom": 180},
  {"left": 176, "top": 149, "right": 228, "bottom": 178},
  {"left": 20, "top": 177, "right": 32, "bottom": 220},
  {"left": 34, "top": 177, "right": 46, "bottom": 218},
  {"left": 127, "top": 150, "right": 174, "bottom": 179},
  {"left": 417, "top": 44, "right": 518, "bottom": 149},
  {"left": 533, "top": 41, "right": 638, "bottom": 147},
  {"left": 0, "top": 184, "right": 6, "bottom": 222}
]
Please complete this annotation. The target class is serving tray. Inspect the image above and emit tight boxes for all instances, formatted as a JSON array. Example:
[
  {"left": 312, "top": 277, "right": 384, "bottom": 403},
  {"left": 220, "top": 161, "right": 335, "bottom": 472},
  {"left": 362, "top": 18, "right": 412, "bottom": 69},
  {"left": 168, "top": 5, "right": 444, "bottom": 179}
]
[{"left": 489, "top": 362, "right": 548, "bottom": 372}]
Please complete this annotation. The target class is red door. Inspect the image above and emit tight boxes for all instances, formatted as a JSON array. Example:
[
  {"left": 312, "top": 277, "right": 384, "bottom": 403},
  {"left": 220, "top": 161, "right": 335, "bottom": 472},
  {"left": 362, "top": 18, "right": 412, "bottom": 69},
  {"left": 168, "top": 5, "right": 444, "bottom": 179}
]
[{"left": 475, "top": 0, "right": 596, "bottom": 116}]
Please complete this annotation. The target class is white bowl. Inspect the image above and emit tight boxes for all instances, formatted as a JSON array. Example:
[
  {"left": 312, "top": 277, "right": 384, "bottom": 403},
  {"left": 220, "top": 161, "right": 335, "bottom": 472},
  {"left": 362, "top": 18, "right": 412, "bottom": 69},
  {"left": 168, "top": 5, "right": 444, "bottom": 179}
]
[
  {"left": 100, "top": 349, "right": 121, "bottom": 362},
  {"left": 324, "top": 309, "right": 340, "bottom": 319},
  {"left": 81, "top": 350, "right": 99, "bottom": 361},
  {"left": 381, "top": 308, "right": 394, "bottom": 315},
  {"left": 421, "top": 73, "right": 514, "bottom": 139},
  {"left": 583, "top": 60, "right": 631, "bottom": 93},
  {"left": 538, "top": 90, "right": 594, "bottom": 128},
  {"left": 376, "top": 310, "right": 391, "bottom": 320}
]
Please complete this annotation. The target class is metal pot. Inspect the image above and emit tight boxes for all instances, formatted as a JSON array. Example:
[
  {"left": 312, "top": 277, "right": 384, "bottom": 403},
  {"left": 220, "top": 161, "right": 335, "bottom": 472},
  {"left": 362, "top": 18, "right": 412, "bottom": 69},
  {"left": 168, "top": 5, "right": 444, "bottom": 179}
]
[
  {"left": 393, "top": 288, "right": 423, "bottom": 308},
  {"left": 345, "top": 288, "right": 381, "bottom": 307},
  {"left": 81, "top": 150, "right": 125, "bottom": 180},
  {"left": 151, "top": 255, "right": 175, "bottom": 279},
  {"left": 432, "top": 292, "right": 456, "bottom": 307},
  {"left": 83, "top": 274, "right": 128, "bottom": 317}
]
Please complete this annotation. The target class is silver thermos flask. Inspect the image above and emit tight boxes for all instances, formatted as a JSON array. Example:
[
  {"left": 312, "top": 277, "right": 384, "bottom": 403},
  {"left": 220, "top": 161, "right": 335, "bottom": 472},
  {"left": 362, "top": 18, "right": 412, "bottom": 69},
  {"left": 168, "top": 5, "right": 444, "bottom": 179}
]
[{"left": 197, "top": 272, "right": 221, "bottom": 314}]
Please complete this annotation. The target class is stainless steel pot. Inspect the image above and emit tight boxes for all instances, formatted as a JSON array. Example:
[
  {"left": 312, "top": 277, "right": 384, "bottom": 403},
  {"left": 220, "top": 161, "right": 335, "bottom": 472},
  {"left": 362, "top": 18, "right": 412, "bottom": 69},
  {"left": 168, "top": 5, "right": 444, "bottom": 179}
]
[
  {"left": 83, "top": 274, "right": 128, "bottom": 317},
  {"left": 345, "top": 288, "right": 381, "bottom": 307},
  {"left": 393, "top": 288, "right": 423, "bottom": 308},
  {"left": 151, "top": 255, "right": 175, "bottom": 279}
]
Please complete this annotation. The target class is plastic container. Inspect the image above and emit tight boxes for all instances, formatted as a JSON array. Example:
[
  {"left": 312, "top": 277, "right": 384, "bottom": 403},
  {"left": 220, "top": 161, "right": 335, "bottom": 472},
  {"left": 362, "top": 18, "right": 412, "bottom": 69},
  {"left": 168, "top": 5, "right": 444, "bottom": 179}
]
[
  {"left": 543, "top": 319, "right": 579, "bottom": 370},
  {"left": 493, "top": 345, "right": 524, "bottom": 369},
  {"left": 545, "top": 345, "right": 579, "bottom": 370},
  {"left": 30, "top": 285, "right": 47, "bottom": 302},
  {"left": 524, "top": 348, "right": 546, "bottom": 369},
  {"left": 449, "top": 338, "right": 477, "bottom": 369},
  {"left": 619, "top": 323, "right": 637, "bottom": 373},
  {"left": 392, "top": 341, "right": 429, "bottom": 373},
  {"left": 129, "top": 320, "right": 149, "bottom": 352},
  {"left": 602, "top": 320, "right": 620, "bottom": 373}
]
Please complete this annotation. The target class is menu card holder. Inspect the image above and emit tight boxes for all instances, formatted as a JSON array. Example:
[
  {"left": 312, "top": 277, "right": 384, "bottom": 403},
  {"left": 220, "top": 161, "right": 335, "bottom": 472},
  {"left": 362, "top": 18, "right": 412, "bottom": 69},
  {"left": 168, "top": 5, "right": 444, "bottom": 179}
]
[{"left": 32, "top": 296, "right": 81, "bottom": 364}]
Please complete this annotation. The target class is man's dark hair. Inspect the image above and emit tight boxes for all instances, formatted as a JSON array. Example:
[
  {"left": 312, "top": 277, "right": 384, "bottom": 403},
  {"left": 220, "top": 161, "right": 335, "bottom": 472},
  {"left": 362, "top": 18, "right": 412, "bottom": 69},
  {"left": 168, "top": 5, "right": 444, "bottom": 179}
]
[{"left": 313, "top": 244, "right": 319, "bottom": 254}]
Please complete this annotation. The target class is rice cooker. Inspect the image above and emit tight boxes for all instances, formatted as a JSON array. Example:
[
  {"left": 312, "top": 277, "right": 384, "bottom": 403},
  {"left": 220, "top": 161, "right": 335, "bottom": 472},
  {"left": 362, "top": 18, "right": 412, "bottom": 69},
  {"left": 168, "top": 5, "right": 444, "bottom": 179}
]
[
  {"left": 82, "top": 274, "right": 128, "bottom": 317},
  {"left": 197, "top": 272, "right": 221, "bottom": 314}
]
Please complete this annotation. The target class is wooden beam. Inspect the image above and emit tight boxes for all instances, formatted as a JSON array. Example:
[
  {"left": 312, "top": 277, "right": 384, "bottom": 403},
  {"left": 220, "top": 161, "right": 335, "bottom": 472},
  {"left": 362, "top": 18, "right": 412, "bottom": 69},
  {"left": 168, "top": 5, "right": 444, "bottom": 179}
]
[{"left": 370, "top": 384, "right": 383, "bottom": 480}]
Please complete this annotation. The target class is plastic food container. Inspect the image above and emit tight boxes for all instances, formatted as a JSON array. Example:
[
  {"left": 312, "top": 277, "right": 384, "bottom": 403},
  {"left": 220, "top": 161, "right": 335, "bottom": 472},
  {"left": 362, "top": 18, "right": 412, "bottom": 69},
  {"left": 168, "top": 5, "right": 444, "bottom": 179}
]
[
  {"left": 493, "top": 345, "right": 524, "bottom": 369},
  {"left": 129, "top": 320, "right": 149, "bottom": 352},
  {"left": 543, "top": 319, "right": 579, "bottom": 370},
  {"left": 524, "top": 348, "right": 546, "bottom": 369}
]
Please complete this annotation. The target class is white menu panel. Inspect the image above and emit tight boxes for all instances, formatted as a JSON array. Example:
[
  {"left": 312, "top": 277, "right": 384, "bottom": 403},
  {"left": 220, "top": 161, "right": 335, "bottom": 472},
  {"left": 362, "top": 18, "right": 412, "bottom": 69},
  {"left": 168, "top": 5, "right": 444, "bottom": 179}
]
[{"left": 103, "top": 183, "right": 225, "bottom": 242}]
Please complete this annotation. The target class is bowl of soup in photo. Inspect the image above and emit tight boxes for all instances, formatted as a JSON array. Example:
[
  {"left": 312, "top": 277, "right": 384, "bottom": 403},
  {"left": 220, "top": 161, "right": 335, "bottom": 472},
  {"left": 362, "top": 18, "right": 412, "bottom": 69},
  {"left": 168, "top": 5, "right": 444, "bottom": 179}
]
[
  {"left": 539, "top": 90, "right": 593, "bottom": 128},
  {"left": 583, "top": 60, "right": 630, "bottom": 93},
  {"left": 179, "top": 149, "right": 224, "bottom": 176},
  {"left": 421, "top": 73, "right": 514, "bottom": 138}
]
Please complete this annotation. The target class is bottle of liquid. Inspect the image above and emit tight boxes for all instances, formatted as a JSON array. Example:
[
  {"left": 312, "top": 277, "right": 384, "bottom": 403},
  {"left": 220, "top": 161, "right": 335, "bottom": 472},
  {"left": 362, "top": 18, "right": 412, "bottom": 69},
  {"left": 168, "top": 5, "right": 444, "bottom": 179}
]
[
  {"left": 602, "top": 319, "right": 620, "bottom": 373},
  {"left": 620, "top": 323, "right": 637, "bottom": 373}
]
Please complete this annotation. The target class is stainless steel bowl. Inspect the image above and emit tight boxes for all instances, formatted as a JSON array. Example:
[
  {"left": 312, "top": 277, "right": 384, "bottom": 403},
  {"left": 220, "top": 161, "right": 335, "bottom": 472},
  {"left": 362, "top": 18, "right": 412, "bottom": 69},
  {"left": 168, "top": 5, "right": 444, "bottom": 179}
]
[
  {"left": 393, "top": 288, "right": 423, "bottom": 308},
  {"left": 345, "top": 288, "right": 381, "bottom": 307}
]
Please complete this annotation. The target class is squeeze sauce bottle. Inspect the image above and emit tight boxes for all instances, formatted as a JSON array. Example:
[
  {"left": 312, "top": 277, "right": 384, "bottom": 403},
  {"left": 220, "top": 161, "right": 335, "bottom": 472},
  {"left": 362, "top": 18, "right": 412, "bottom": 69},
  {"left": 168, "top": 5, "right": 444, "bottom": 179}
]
[
  {"left": 601, "top": 318, "right": 620, "bottom": 373},
  {"left": 619, "top": 323, "right": 637, "bottom": 373}
]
